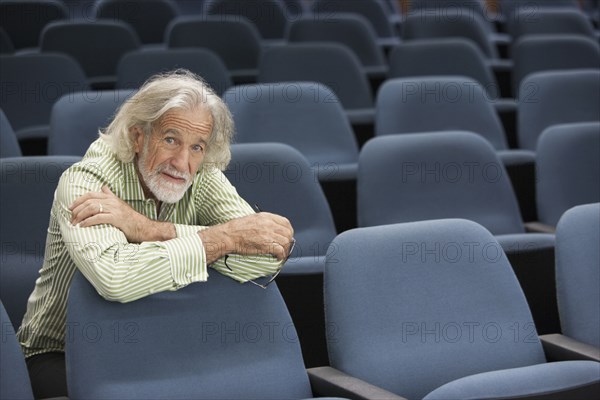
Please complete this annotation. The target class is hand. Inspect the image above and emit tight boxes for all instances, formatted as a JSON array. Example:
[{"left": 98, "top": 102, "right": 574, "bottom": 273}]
[
  {"left": 199, "top": 212, "right": 294, "bottom": 265},
  {"left": 69, "top": 186, "right": 175, "bottom": 243}
]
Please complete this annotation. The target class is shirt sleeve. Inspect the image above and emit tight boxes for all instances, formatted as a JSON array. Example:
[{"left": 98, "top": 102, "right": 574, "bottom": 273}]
[
  {"left": 55, "top": 163, "right": 210, "bottom": 303},
  {"left": 194, "top": 166, "right": 284, "bottom": 283}
]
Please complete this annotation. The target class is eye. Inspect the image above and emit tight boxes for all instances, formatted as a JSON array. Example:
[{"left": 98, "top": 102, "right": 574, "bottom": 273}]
[
  {"left": 164, "top": 137, "right": 177, "bottom": 146},
  {"left": 191, "top": 144, "right": 204, "bottom": 153}
]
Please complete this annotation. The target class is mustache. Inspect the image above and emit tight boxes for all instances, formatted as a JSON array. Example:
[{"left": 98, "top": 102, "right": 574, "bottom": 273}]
[{"left": 155, "top": 164, "right": 191, "bottom": 182}]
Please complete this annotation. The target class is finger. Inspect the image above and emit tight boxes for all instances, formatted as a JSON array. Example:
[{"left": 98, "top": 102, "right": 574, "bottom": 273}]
[
  {"left": 102, "top": 185, "right": 114, "bottom": 196},
  {"left": 72, "top": 201, "right": 104, "bottom": 225},
  {"left": 78, "top": 212, "right": 111, "bottom": 229},
  {"left": 69, "top": 191, "right": 104, "bottom": 210}
]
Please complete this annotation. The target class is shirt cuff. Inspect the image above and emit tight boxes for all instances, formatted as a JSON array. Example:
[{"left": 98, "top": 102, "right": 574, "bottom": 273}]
[
  {"left": 162, "top": 234, "right": 208, "bottom": 287},
  {"left": 173, "top": 223, "right": 206, "bottom": 238}
]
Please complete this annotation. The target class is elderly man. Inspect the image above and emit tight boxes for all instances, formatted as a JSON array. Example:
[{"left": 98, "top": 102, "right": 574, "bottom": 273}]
[{"left": 17, "top": 70, "right": 294, "bottom": 398}]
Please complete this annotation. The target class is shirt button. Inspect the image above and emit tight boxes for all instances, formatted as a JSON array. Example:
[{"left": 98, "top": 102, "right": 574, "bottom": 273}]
[
  {"left": 148, "top": 288, "right": 155, "bottom": 294},
  {"left": 186, "top": 272, "right": 192, "bottom": 279}
]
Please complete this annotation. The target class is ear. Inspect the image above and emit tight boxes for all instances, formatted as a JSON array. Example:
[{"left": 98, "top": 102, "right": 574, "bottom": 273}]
[{"left": 130, "top": 126, "right": 144, "bottom": 154}]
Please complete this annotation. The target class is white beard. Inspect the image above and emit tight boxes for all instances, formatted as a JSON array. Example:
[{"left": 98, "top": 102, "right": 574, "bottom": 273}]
[{"left": 137, "top": 147, "right": 193, "bottom": 204}]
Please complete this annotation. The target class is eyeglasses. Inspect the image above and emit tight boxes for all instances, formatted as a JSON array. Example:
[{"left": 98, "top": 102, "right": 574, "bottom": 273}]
[{"left": 224, "top": 238, "right": 296, "bottom": 289}]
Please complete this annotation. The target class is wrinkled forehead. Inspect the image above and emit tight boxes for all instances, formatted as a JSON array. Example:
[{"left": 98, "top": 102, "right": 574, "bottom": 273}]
[{"left": 153, "top": 107, "right": 214, "bottom": 137}]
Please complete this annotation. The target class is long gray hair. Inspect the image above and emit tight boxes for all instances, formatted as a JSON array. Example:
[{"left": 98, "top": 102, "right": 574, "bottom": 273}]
[{"left": 101, "top": 69, "right": 233, "bottom": 170}]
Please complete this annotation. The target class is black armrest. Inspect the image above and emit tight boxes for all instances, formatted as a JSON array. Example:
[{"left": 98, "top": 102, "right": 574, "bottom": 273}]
[
  {"left": 525, "top": 222, "right": 556, "bottom": 234},
  {"left": 540, "top": 334, "right": 600, "bottom": 362},
  {"left": 307, "top": 366, "right": 407, "bottom": 400}
]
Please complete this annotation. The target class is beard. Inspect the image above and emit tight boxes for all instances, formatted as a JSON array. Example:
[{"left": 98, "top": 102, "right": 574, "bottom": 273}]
[{"left": 137, "top": 146, "right": 193, "bottom": 204}]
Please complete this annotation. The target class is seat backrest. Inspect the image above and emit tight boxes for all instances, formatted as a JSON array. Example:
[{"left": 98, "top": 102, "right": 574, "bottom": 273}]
[
  {"left": 0, "top": 27, "right": 14, "bottom": 54},
  {"left": 376, "top": 76, "right": 508, "bottom": 149},
  {"left": 206, "top": 0, "right": 288, "bottom": 39},
  {"left": 311, "top": 0, "right": 395, "bottom": 38},
  {"left": 225, "top": 143, "right": 337, "bottom": 258},
  {"left": 116, "top": 49, "right": 232, "bottom": 95},
  {"left": 0, "top": 0, "right": 67, "bottom": 50},
  {"left": 0, "top": 301, "right": 34, "bottom": 400},
  {"left": 508, "top": 8, "right": 596, "bottom": 40},
  {"left": 94, "top": 0, "right": 178, "bottom": 44},
  {"left": 325, "top": 219, "right": 546, "bottom": 399},
  {"left": 0, "top": 156, "right": 81, "bottom": 257},
  {"left": 287, "top": 14, "right": 386, "bottom": 68},
  {"left": 536, "top": 122, "right": 600, "bottom": 226},
  {"left": 500, "top": 0, "right": 579, "bottom": 19},
  {"left": 258, "top": 43, "right": 373, "bottom": 109},
  {"left": 358, "top": 131, "right": 525, "bottom": 234},
  {"left": 555, "top": 203, "right": 600, "bottom": 348},
  {"left": 66, "top": 271, "right": 313, "bottom": 399},
  {"left": 166, "top": 16, "right": 261, "bottom": 71},
  {"left": 40, "top": 20, "right": 141, "bottom": 79},
  {"left": 409, "top": 0, "right": 495, "bottom": 32},
  {"left": 0, "top": 108, "right": 21, "bottom": 157},
  {"left": 48, "top": 90, "right": 134, "bottom": 156},
  {"left": 223, "top": 82, "right": 359, "bottom": 171},
  {"left": 518, "top": 70, "right": 600, "bottom": 150},
  {"left": 512, "top": 34, "right": 600, "bottom": 95},
  {"left": 388, "top": 38, "right": 500, "bottom": 99},
  {"left": 0, "top": 54, "right": 89, "bottom": 139},
  {"left": 0, "top": 254, "right": 44, "bottom": 328},
  {"left": 402, "top": 8, "right": 498, "bottom": 58}
]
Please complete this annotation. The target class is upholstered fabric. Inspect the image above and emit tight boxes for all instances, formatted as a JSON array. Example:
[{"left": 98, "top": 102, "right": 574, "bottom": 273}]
[
  {"left": 0, "top": 156, "right": 81, "bottom": 255},
  {"left": 225, "top": 143, "right": 337, "bottom": 274},
  {"left": 224, "top": 83, "right": 359, "bottom": 182},
  {"left": 325, "top": 219, "right": 546, "bottom": 399},
  {"left": 0, "top": 108, "right": 21, "bottom": 157},
  {"left": 258, "top": 43, "right": 374, "bottom": 112},
  {"left": 95, "top": 0, "right": 178, "bottom": 44},
  {"left": 424, "top": 361, "right": 600, "bottom": 399},
  {"left": 358, "top": 131, "right": 524, "bottom": 234},
  {"left": 0, "top": 301, "right": 34, "bottom": 400},
  {"left": 66, "top": 271, "right": 314, "bottom": 399},
  {"left": 376, "top": 77, "right": 508, "bottom": 150},
  {"left": 536, "top": 122, "right": 600, "bottom": 226},
  {"left": 556, "top": 203, "right": 600, "bottom": 348},
  {"left": 116, "top": 49, "right": 231, "bottom": 95},
  {"left": 512, "top": 35, "right": 600, "bottom": 95},
  {"left": 48, "top": 90, "right": 134, "bottom": 156},
  {"left": 0, "top": 54, "right": 89, "bottom": 140},
  {"left": 517, "top": 70, "right": 600, "bottom": 150}
]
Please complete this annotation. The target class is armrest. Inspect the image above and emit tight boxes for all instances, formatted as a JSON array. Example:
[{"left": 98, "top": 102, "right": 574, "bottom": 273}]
[
  {"left": 540, "top": 334, "right": 600, "bottom": 362},
  {"left": 524, "top": 222, "right": 556, "bottom": 234},
  {"left": 307, "top": 366, "right": 407, "bottom": 400}
]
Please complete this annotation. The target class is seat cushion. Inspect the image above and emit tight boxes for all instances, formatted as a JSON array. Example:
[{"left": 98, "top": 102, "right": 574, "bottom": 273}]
[{"left": 424, "top": 361, "right": 600, "bottom": 400}]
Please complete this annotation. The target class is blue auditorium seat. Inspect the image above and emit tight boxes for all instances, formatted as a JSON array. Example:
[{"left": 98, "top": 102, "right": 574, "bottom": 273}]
[
  {"left": 512, "top": 34, "right": 600, "bottom": 96},
  {"left": 66, "top": 270, "right": 348, "bottom": 399},
  {"left": 536, "top": 122, "right": 600, "bottom": 226},
  {"left": 0, "top": 54, "right": 89, "bottom": 143},
  {"left": 508, "top": 8, "right": 596, "bottom": 40},
  {"left": 357, "top": 131, "right": 559, "bottom": 334},
  {"left": 40, "top": 20, "right": 141, "bottom": 89},
  {"left": 48, "top": 90, "right": 135, "bottom": 156},
  {"left": 322, "top": 219, "right": 600, "bottom": 399},
  {"left": 0, "top": 108, "right": 21, "bottom": 157},
  {"left": 94, "top": 0, "right": 178, "bottom": 45},
  {"left": 518, "top": 70, "right": 600, "bottom": 150},
  {"left": 206, "top": 0, "right": 288, "bottom": 41},
  {"left": 555, "top": 203, "right": 600, "bottom": 350},
  {"left": 0, "top": 301, "right": 34, "bottom": 400},
  {"left": 258, "top": 43, "right": 375, "bottom": 126},
  {"left": 167, "top": 15, "right": 262, "bottom": 83},
  {"left": 223, "top": 83, "right": 359, "bottom": 182},
  {"left": 116, "top": 49, "right": 232, "bottom": 95}
]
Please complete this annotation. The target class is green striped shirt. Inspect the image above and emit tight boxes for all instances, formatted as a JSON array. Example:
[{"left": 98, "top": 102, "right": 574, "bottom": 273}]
[{"left": 17, "top": 138, "right": 282, "bottom": 357}]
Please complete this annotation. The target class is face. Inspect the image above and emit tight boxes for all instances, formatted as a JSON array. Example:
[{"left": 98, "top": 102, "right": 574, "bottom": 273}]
[{"left": 133, "top": 107, "right": 213, "bottom": 203}]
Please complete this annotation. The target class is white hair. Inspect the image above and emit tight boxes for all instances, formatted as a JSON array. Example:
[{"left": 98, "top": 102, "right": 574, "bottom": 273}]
[{"left": 100, "top": 69, "right": 233, "bottom": 170}]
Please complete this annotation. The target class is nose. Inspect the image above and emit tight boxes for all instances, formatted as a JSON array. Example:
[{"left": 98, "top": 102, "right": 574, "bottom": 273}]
[{"left": 170, "top": 147, "right": 190, "bottom": 173}]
